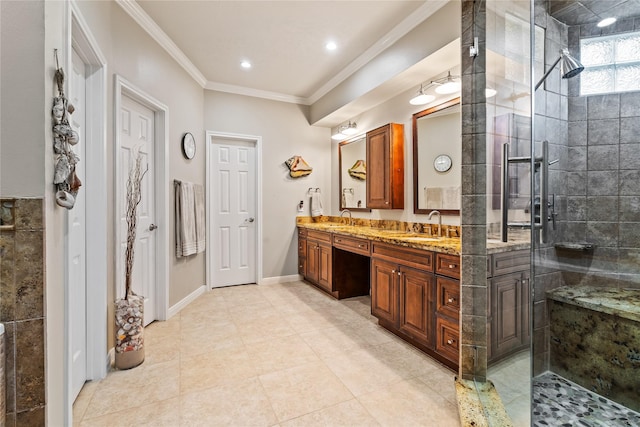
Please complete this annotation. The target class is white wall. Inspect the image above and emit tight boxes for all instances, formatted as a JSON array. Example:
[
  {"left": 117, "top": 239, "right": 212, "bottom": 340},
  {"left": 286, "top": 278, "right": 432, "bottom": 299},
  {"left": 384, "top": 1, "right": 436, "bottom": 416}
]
[
  {"left": 75, "top": 1, "right": 206, "bottom": 308},
  {"left": 330, "top": 86, "right": 461, "bottom": 225},
  {"left": 0, "top": 0, "right": 46, "bottom": 197},
  {"left": 203, "top": 91, "right": 331, "bottom": 279}
]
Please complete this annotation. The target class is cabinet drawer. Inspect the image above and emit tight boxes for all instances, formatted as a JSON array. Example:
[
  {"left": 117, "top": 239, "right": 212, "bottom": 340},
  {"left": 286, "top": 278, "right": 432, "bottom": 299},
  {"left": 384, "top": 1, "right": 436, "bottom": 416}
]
[
  {"left": 436, "top": 277, "right": 460, "bottom": 319},
  {"left": 489, "top": 250, "right": 530, "bottom": 277},
  {"left": 371, "top": 243, "right": 434, "bottom": 272},
  {"left": 298, "top": 228, "right": 307, "bottom": 239},
  {"left": 436, "top": 316, "right": 459, "bottom": 363},
  {"left": 333, "top": 234, "right": 370, "bottom": 256},
  {"left": 435, "top": 253, "right": 460, "bottom": 279},
  {"left": 307, "top": 229, "right": 332, "bottom": 243}
]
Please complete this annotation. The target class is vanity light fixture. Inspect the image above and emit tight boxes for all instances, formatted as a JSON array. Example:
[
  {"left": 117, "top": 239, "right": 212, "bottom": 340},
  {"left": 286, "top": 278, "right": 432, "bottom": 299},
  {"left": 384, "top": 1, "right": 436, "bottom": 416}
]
[
  {"left": 433, "top": 71, "right": 461, "bottom": 94},
  {"left": 409, "top": 84, "right": 436, "bottom": 105},
  {"left": 597, "top": 17, "right": 616, "bottom": 27},
  {"left": 342, "top": 121, "right": 358, "bottom": 136},
  {"left": 331, "top": 127, "right": 346, "bottom": 140},
  {"left": 332, "top": 121, "right": 358, "bottom": 140}
]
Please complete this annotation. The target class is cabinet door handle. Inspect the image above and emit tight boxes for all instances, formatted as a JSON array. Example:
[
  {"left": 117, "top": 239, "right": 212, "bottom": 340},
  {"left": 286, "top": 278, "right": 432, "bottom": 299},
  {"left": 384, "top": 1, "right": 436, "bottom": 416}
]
[
  {"left": 447, "top": 339, "right": 455, "bottom": 345},
  {"left": 448, "top": 264, "right": 455, "bottom": 269},
  {"left": 448, "top": 297, "right": 456, "bottom": 303},
  {"left": 398, "top": 272, "right": 401, "bottom": 276},
  {"left": 391, "top": 270, "right": 396, "bottom": 274},
  {"left": 358, "top": 244, "right": 364, "bottom": 248}
]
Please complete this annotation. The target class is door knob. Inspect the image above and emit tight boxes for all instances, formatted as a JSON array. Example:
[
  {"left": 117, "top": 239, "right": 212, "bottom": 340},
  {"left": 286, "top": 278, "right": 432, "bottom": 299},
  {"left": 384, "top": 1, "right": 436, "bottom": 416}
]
[
  {"left": 149, "top": 224, "right": 158, "bottom": 231},
  {"left": 247, "top": 217, "right": 255, "bottom": 223}
]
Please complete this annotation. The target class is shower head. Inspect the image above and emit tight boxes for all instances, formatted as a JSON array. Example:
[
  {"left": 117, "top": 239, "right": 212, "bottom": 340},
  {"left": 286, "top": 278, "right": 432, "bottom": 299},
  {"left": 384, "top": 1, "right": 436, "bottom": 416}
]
[
  {"left": 559, "top": 49, "right": 584, "bottom": 79},
  {"left": 535, "top": 48, "right": 584, "bottom": 90}
]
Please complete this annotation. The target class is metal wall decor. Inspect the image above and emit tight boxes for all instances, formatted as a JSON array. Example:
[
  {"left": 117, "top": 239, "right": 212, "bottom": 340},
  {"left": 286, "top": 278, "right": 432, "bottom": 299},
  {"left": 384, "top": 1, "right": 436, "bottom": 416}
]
[{"left": 52, "top": 49, "right": 82, "bottom": 209}]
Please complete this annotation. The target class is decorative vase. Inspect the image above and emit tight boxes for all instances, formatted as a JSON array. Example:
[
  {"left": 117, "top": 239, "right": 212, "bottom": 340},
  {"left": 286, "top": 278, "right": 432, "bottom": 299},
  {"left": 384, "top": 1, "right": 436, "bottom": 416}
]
[{"left": 114, "top": 293, "right": 145, "bottom": 370}]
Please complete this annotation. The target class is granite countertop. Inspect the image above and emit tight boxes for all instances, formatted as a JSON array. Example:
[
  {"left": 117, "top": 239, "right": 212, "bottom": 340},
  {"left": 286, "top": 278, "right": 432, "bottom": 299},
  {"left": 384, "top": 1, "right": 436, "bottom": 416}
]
[
  {"left": 547, "top": 286, "right": 640, "bottom": 323},
  {"left": 298, "top": 221, "right": 461, "bottom": 255},
  {"left": 297, "top": 220, "right": 530, "bottom": 256}
]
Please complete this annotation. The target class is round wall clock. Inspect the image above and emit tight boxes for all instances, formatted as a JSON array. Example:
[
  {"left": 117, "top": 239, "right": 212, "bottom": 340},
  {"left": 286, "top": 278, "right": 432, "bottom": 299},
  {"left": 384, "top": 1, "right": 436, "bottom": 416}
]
[
  {"left": 182, "top": 132, "right": 196, "bottom": 159},
  {"left": 433, "top": 154, "right": 452, "bottom": 172}
]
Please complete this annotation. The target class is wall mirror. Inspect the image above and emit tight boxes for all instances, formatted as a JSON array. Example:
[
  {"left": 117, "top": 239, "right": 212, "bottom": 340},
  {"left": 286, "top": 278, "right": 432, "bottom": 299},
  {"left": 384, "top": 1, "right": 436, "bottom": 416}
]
[
  {"left": 413, "top": 97, "right": 461, "bottom": 215},
  {"left": 339, "top": 136, "right": 370, "bottom": 211}
]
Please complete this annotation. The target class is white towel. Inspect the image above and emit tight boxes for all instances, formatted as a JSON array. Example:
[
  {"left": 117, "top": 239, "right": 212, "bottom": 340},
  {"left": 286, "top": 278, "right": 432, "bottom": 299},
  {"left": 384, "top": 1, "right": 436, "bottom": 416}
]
[
  {"left": 194, "top": 184, "right": 206, "bottom": 253},
  {"left": 176, "top": 181, "right": 197, "bottom": 257},
  {"left": 311, "top": 192, "right": 323, "bottom": 217}
]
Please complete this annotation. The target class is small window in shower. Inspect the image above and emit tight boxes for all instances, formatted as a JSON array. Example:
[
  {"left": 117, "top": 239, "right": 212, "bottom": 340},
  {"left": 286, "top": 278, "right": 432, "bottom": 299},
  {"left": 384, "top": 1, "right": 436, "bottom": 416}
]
[{"left": 580, "top": 32, "right": 640, "bottom": 95}]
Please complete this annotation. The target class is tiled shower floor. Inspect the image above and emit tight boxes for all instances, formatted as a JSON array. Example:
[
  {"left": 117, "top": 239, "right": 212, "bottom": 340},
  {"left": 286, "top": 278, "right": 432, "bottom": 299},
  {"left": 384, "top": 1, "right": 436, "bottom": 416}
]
[{"left": 532, "top": 372, "right": 640, "bottom": 427}]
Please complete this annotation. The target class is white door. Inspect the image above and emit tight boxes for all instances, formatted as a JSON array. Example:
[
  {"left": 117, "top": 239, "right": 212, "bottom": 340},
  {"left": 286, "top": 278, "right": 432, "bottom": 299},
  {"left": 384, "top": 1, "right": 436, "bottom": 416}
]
[
  {"left": 118, "top": 95, "right": 156, "bottom": 325},
  {"left": 68, "top": 49, "right": 87, "bottom": 401},
  {"left": 210, "top": 139, "right": 257, "bottom": 287}
]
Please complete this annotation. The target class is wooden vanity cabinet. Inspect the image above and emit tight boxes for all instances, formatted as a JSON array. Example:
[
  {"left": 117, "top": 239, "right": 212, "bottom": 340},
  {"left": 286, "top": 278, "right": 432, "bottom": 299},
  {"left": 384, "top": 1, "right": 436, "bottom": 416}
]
[
  {"left": 303, "top": 230, "right": 333, "bottom": 294},
  {"left": 366, "top": 123, "right": 404, "bottom": 209},
  {"left": 371, "top": 243, "right": 440, "bottom": 354},
  {"left": 434, "top": 254, "right": 461, "bottom": 365},
  {"left": 488, "top": 250, "right": 530, "bottom": 363}
]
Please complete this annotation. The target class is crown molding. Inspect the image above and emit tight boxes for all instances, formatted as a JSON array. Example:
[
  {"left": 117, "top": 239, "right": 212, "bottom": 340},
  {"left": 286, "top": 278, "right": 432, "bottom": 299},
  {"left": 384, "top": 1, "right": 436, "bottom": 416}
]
[
  {"left": 116, "top": 0, "right": 448, "bottom": 106},
  {"left": 205, "top": 81, "right": 307, "bottom": 105},
  {"left": 115, "top": 0, "right": 207, "bottom": 87},
  {"left": 305, "top": 0, "right": 449, "bottom": 104}
]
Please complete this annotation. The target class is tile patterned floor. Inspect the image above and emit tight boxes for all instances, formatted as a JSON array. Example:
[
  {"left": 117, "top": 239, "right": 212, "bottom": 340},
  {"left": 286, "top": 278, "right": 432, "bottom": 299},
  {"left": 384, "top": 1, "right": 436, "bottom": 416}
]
[
  {"left": 73, "top": 281, "right": 461, "bottom": 426},
  {"left": 532, "top": 372, "right": 640, "bottom": 427},
  {"left": 488, "top": 350, "right": 532, "bottom": 427}
]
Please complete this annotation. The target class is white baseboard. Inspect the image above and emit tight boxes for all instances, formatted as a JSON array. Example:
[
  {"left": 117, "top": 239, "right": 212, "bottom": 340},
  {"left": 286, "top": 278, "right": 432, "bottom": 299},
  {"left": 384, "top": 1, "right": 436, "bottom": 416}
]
[
  {"left": 259, "top": 274, "right": 302, "bottom": 285},
  {"left": 167, "top": 284, "right": 206, "bottom": 318}
]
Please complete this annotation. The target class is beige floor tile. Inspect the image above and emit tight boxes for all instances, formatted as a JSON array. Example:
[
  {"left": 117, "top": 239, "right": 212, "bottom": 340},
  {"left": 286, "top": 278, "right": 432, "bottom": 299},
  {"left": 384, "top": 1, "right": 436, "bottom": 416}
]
[
  {"left": 180, "top": 344, "right": 256, "bottom": 394},
  {"left": 143, "top": 334, "right": 181, "bottom": 365},
  {"left": 370, "top": 339, "right": 452, "bottom": 379},
  {"left": 180, "top": 377, "right": 278, "bottom": 426},
  {"left": 299, "top": 326, "right": 373, "bottom": 359},
  {"left": 236, "top": 314, "right": 298, "bottom": 345},
  {"left": 180, "top": 292, "right": 227, "bottom": 314},
  {"left": 285, "top": 307, "right": 350, "bottom": 333},
  {"left": 358, "top": 377, "right": 461, "bottom": 427},
  {"left": 83, "top": 360, "right": 180, "bottom": 419},
  {"left": 73, "top": 379, "right": 100, "bottom": 422},
  {"left": 324, "top": 347, "right": 407, "bottom": 396},
  {"left": 280, "top": 399, "right": 380, "bottom": 427},
  {"left": 229, "top": 299, "right": 282, "bottom": 323},
  {"left": 79, "top": 397, "right": 180, "bottom": 427},
  {"left": 417, "top": 362, "right": 459, "bottom": 405},
  {"left": 247, "top": 334, "right": 321, "bottom": 375},
  {"left": 144, "top": 316, "right": 182, "bottom": 342},
  {"left": 180, "top": 319, "right": 243, "bottom": 356},
  {"left": 503, "top": 394, "right": 531, "bottom": 427},
  {"left": 259, "top": 361, "right": 354, "bottom": 422},
  {"left": 179, "top": 305, "right": 231, "bottom": 329}
]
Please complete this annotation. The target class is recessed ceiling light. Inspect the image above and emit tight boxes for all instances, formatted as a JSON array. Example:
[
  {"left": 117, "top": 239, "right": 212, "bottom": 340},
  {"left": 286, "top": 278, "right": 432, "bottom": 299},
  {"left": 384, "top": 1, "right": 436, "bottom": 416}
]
[
  {"left": 597, "top": 17, "right": 616, "bottom": 27},
  {"left": 240, "top": 60, "right": 252, "bottom": 69},
  {"left": 325, "top": 41, "right": 337, "bottom": 51}
]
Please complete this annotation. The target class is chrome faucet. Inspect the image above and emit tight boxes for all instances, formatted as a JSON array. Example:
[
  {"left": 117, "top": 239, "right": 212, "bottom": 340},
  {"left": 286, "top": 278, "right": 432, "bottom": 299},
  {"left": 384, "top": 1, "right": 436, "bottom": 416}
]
[
  {"left": 428, "top": 210, "right": 442, "bottom": 237},
  {"left": 340, "top": 209, "right": 352, "bottom": 226}
]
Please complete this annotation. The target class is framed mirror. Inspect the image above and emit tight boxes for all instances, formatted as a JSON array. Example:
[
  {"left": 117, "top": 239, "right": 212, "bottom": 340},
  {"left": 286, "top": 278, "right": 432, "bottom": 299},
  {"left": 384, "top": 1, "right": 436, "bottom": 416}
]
[
  {"left": 339, "top": 136, "right": 370, "bottom": 211},
  {"left": 413, "top": 97, "right": 461, "bottom": 215}
]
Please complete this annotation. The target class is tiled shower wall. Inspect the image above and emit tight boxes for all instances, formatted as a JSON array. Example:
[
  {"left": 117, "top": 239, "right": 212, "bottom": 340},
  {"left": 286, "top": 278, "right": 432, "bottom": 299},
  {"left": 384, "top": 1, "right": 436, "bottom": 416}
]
[
  {"left": 532, "top": 2, "right": 640, "bottom": 375},
  {"left": 565, "top": 18, "right": 640, "bottom": 290},
  {"left": 0, "top": 198, "right": 46, "bottom": 426}
]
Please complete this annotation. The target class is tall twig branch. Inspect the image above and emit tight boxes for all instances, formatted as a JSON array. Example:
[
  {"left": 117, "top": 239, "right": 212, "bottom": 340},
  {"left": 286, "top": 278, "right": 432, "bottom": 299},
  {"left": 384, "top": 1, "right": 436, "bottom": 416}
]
[{"left": 124, "top": 151, "right": 148, "bottom": 301}]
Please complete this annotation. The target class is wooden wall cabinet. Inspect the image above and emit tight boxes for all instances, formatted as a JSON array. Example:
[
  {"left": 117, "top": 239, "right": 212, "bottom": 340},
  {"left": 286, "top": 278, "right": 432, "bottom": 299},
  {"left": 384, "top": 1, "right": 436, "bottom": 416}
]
[
  {"left": 488, "top": 250, "right": 531, "bottom": 363},
  {"left": 366, "top": 123, "right": 404, "bottom": 209}
]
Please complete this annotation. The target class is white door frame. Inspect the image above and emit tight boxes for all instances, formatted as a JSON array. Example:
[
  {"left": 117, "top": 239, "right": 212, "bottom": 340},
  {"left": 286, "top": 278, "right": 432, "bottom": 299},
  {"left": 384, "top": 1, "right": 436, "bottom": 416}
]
[
  {"left": 114, "top": 76, "right": 170, "bottom": 320},
  {"left": 64, "top": 3, "right": 108, "bottom": 423},
  {"left": 205, "top": 131, "right": 263, "bottom": 288}
]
